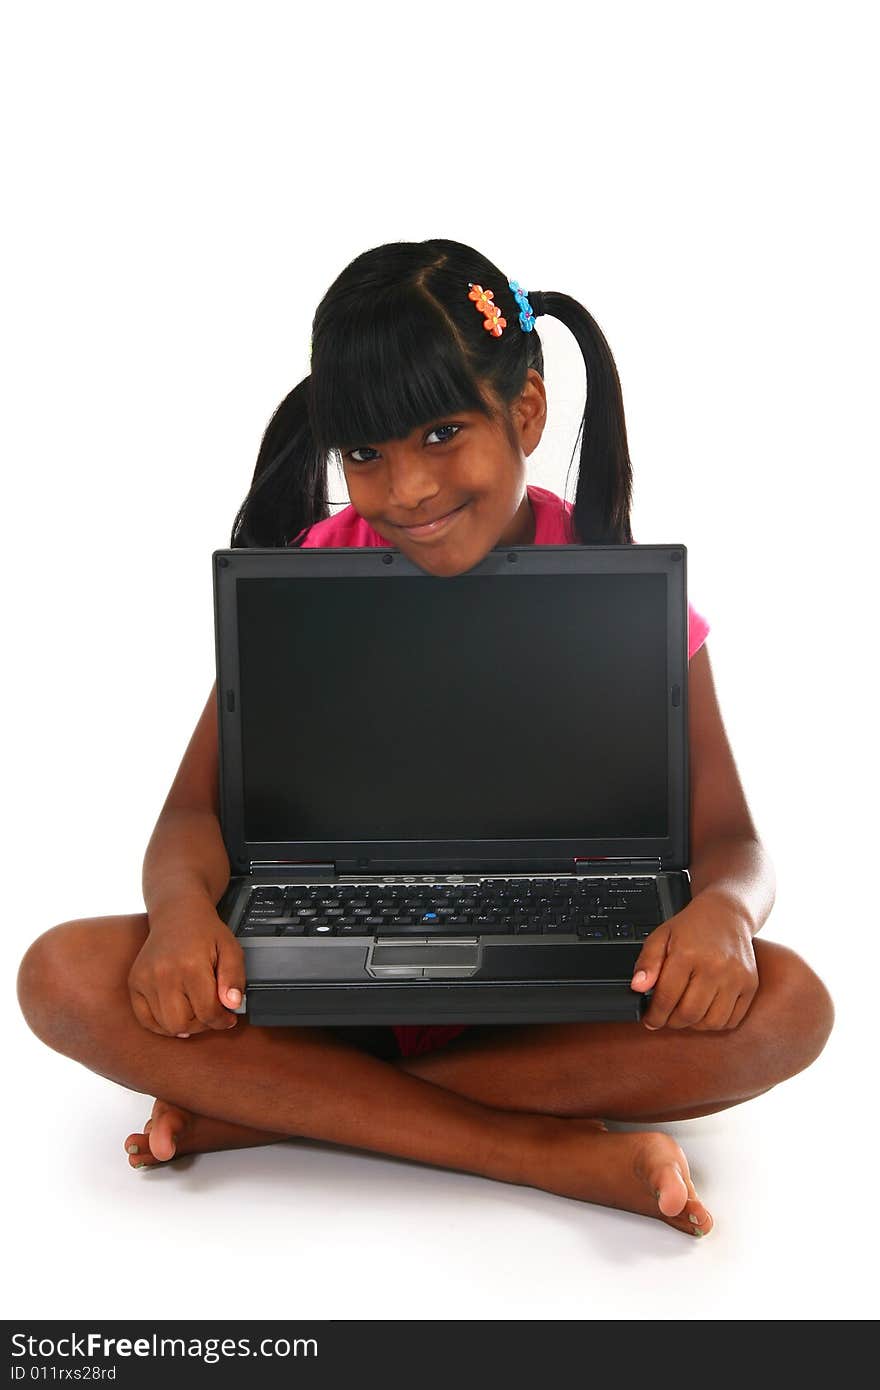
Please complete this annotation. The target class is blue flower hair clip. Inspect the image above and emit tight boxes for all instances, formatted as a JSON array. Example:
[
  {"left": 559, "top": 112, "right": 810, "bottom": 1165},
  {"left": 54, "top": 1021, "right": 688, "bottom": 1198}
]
[{"left": 508, "top": 279, "right": 536, "bottom": 332}]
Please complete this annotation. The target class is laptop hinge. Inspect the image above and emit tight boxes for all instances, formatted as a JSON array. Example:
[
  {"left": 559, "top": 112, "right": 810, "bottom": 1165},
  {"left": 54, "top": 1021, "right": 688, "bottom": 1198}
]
[
  {"left": 248, "top": 860, "right": 336, "bottom": 879},
  {"left": 574, "top": 857, "right": 663, "bottom": 875}
]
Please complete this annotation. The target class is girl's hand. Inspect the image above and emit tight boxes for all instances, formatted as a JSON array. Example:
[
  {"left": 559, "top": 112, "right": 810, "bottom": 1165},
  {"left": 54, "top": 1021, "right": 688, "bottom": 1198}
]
[
  {"left": 128, "top": 905, "right": 245, "bottom": 1037},
  {"left": 629, "top": 898, "right": 758, "bottom": 1031}
]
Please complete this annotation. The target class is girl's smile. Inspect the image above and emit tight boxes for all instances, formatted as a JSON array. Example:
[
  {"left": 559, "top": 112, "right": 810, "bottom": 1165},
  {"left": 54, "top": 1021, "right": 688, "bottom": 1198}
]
[{"left": 392, "top": 500, "right": 470, "bottom": 540}]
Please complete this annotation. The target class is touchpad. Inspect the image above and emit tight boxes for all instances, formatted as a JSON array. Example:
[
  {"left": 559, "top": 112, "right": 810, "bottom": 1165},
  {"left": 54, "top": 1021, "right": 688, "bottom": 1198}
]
[
  {"left": 367, "top": 942, "right": 480, "bottom": 979},
  {"left": 372, "top": 944, "right": 478, "bottom": 967}
]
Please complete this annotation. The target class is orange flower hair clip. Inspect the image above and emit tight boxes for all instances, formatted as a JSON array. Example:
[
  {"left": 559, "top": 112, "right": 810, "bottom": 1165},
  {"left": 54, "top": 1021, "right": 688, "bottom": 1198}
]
[{"left": 467, "top": 283, "right": 507, "bottom": 338}]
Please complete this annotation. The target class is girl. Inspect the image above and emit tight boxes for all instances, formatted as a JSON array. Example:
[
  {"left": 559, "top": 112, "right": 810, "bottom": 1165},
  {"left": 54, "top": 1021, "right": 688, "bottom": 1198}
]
[{"left": 17, "top": 238, "right": 834, "bottom": 1240}]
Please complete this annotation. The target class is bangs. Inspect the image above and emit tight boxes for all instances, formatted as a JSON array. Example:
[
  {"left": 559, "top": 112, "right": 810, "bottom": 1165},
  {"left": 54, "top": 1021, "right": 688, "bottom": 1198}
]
[{"left": 308, "top": 288, "right": 497, "bottom": 456}]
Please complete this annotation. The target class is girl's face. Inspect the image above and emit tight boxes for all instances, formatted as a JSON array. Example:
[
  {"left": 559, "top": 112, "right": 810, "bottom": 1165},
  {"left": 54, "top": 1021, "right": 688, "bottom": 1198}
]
[{"left": 339, "top": 370, "right": 548, "bottom": 578}]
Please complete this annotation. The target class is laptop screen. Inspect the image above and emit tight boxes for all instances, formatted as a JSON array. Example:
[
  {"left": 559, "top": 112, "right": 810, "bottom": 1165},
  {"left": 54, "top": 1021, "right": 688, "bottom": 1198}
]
[{"left": 235, "top": 571, "right": 669, "bottom": 843}]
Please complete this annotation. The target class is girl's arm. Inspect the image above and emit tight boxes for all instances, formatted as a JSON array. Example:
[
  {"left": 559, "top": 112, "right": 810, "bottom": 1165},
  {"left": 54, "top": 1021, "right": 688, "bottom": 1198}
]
[
  {"left": 133, "top": 684, "right": 243, "bottom": 1037},
  {"left": 141, "top": 682, "right": 230, "bottom": 922},
  {"left": 686, "top": 641, "right": 776, "bottom": 933},
  {"left": 631, "top": 642, "right": 776, "bottom": 1030}
]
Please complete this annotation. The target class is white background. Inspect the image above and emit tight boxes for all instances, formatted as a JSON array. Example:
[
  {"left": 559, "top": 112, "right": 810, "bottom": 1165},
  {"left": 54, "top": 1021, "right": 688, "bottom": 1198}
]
[{"left": 2, "top": 0, "right": 877, "bottom": 1321}]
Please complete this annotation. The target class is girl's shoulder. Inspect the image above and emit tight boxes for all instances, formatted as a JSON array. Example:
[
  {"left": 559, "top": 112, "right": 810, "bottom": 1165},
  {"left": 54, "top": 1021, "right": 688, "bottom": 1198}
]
[
  {"left": 528, "top": 483, "right": 573, "bottom": 544},
  {"left": 291, "top": 505, "right": 387, "bottom": 548}
]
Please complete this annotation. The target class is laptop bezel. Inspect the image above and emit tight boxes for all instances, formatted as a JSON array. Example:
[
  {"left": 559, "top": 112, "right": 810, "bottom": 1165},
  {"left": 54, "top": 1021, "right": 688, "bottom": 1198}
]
[{"left": 212, "top": 543, "right": 690, "bottom": 875}]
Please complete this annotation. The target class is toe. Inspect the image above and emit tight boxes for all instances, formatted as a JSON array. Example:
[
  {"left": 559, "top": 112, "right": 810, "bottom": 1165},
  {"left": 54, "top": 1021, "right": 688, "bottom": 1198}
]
[
  {"left": 652, "top": 1161, "right": 690, "bottom": 1219},
  {"left": 124, "top": 1133, "right": 157, "bottom": 1169},
  {"left": 681, "top": 1177, "right": 714, "bottom": 1236},
  {"left": 148, "top": 1120, "right": 177, "bottom": 1162},
  {"left": 147, "top": 1103, "right": 190, "bottom": 1162}
]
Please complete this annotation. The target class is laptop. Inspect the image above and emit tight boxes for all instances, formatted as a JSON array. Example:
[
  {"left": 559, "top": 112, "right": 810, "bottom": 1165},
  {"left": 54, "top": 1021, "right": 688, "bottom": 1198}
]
[{"left": 212, "top": 540, "right": 693, "bottom": 1027}]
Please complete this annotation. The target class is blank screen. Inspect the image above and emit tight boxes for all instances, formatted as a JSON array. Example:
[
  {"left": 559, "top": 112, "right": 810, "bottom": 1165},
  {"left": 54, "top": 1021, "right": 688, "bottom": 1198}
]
[{"left": 237, "top": 572, "right": 669, "bottom": 842}]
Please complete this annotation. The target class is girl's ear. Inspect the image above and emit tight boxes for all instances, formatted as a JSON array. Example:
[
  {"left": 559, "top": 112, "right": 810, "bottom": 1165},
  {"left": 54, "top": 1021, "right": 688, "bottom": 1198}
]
[{"left": 516, "top": 371, "right": 548, "bottom": 455}]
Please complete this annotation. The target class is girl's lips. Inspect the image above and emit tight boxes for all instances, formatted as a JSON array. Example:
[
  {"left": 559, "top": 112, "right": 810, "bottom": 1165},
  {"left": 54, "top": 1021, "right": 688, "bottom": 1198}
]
[{"left": 397, "top": 502, "right": 468, "bottom": 539}]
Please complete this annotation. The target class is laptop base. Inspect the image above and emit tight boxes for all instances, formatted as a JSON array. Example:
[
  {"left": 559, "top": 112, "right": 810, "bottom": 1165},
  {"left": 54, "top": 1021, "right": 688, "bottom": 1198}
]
[{"left": 244, "top": 980, "right": 649, "bottom": 1027}]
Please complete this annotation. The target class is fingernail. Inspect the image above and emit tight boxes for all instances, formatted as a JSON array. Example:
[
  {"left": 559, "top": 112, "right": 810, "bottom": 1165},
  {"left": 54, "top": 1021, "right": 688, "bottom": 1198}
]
[
  {"left": 645, "top": 1023, "right": 659, "bottom": 1030},
  {"left": 227, "top": 988, "right": 242, "bottom": 1004},
  {"left": 654, "top": 1189, "right": 661, "bottom": 1200},
  {"left": 632, "top": 971, "right": 647, "bottom": 985},
  {"left": 692, "top": 1227, "right": 704, "bottom": 1237},
  {"left": 126, "top": 1144, "right": 139, "bottom": 1155},
  {"left": 176, "top": 1033, "right": 191, "bottom": 1039},
  {"left": 133, "top": 1162, "right": 148, "bottom": 1170},
  {"left": 688, "top": 1213, "right": 701, "bottom": 1225}
]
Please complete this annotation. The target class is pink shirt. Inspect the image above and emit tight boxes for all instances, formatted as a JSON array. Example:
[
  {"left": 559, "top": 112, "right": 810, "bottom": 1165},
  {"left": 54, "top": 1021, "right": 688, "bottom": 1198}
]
[{"left": 293, "top": 482, "right": 710, "bottom": 1057}]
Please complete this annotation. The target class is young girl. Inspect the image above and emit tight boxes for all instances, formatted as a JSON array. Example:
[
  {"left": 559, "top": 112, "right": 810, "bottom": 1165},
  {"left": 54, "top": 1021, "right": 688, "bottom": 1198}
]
[{"left": 17, "top": 237, "right": 834, "bottom": 1240}]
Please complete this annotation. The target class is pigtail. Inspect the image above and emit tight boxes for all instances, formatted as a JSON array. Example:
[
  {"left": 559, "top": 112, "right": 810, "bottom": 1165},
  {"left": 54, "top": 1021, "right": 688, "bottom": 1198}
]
[
  {"left": 539, "top": 292, "right": 634, "bottom": 545},
  {"left": 229, "top": 378, "right": 331, "bottom": 548}
]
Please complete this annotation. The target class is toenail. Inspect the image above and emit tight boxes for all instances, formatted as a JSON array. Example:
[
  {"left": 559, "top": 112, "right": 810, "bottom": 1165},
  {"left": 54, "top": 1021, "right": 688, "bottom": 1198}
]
[{"left": 126, "top": 1144, "right": 139, "bottom": 1155}]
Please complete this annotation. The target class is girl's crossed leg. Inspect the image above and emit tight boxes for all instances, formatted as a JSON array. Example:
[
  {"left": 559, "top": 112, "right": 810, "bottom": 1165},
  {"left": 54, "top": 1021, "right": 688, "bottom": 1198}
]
[{"left": 16, "top": 913, "right": 833, "bottom": 1240}]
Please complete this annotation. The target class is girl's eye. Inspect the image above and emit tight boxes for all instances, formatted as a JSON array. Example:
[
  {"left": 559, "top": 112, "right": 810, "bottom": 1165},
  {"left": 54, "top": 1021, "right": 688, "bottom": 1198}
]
[{"left": 345, "top": 422, "right": 461, "bottom": 465}]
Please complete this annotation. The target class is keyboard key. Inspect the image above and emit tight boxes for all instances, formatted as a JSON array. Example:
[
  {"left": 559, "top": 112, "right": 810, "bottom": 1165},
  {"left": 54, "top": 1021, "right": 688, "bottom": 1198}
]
[{"left": 250, "top": 887, "right": 284, "bottom": 903}]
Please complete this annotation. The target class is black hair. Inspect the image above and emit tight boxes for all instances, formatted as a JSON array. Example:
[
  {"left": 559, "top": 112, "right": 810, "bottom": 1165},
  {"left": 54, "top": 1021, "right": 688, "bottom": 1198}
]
[{"left": 229, "top": 238, "right": 634, "bottom": 548}]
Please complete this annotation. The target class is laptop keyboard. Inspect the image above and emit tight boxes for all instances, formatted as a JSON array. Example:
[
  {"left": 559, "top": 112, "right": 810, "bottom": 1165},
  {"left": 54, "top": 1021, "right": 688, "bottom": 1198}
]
[{"left": 235, "top": 876, "right": 663, "bottom": 941}]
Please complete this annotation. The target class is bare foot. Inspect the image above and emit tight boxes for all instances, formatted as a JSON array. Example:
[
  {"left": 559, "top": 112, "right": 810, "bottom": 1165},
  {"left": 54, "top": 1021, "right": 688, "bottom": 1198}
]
[
  {"left": 124, "top": 1098, "right": 288, "bottom": 1168},
  {"left": 526, "top": 1117, "right": 714, "bottom": 1238},
  {"left": 124, "top": 1105, "right": 712, "bottom": 1239}
]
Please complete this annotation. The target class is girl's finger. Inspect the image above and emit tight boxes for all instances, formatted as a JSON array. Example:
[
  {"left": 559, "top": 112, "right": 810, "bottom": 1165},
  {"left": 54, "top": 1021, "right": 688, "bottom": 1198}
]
[
  {"left": 149, "top": 991, "right": 198, "bottom": 1039},
  {"left": 183, "top": 979, "right": 231, "bottom": 1031},
  {"left": 629, "top": 926, "right": 670, "bottom": 992},
  {"left": 664, "top": 977, "right": 719, "bottom": 1030},
  {"left": 726, "top": 990, "right": 757, "bottom": 1031},
  {"left": 642, "top": 961, "right": 693, "bottom": 1030},
  {"left": 690, "top": 990, "right": 739, "bottom": 1031},
  {"left": 130, "top": 990, "right": 166, "bottom": 1037}
]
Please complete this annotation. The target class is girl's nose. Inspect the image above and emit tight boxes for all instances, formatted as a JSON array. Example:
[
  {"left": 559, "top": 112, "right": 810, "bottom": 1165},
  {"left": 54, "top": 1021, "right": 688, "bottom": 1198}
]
[{"left": 385, "top": 456, "right": 442, "bottom": 510}]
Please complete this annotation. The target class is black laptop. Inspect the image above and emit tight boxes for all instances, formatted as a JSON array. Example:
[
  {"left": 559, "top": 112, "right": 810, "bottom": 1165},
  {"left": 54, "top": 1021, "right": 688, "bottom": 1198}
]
[{"left": 212, "top": 541, "right": 693, "bottom": 1027}]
